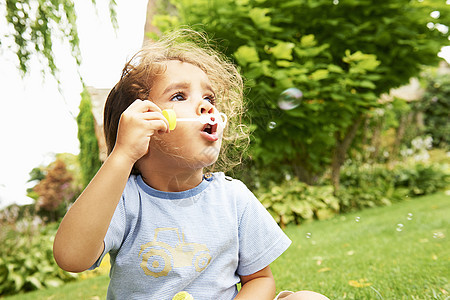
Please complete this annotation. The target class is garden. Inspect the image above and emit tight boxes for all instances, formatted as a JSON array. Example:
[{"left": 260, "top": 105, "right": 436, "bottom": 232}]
[{"left": 1, "top": 0, "right": 450, "bottom": 299}]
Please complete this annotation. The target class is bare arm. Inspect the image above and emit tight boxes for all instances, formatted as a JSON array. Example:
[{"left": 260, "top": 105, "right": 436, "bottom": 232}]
[
  {"left": 235, "top": 266, "right": 276, "bottom": 300},
  {"left": 53, "top": 100, "right": 168, "bottom": 272}
]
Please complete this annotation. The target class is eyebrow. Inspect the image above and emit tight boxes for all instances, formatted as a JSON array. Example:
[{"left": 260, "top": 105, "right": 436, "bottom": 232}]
[
  {"left": 162, "top": 82, "right": 215, "bottom": 95},
  {"left": 202, "top": 82, "right": 215, "bottom": 95},
  {"left": 162, "top": 82, "right": 190, "bottom": 95}
]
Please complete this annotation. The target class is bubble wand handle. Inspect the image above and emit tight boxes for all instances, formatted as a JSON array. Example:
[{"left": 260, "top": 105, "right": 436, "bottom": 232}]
[
  {"left": 178, "top": 113, "right": 228, "bottom": 125},
  {"left": 162, "top": 109, "right": 227, "bottom": 130}
]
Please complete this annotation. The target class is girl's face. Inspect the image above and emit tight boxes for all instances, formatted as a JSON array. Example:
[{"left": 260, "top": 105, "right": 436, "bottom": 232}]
[{"left": 142, "top": 60, "right": 225, "bottom": 170}]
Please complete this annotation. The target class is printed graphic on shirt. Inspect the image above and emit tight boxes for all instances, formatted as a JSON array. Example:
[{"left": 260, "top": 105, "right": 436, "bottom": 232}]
[{"left": 138, "top": 227, "right": 211, "bottom": 278}]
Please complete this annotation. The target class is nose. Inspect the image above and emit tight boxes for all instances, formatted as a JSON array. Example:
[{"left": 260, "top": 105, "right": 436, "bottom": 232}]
[{"left": 197, "top": 100, "right": 215, "bottom": 116}]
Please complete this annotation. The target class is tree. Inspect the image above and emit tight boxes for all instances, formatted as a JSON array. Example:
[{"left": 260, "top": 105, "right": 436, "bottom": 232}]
[
  {"left": 152, "top": 0, "right": 449, "bottom": 192},
  {"left": 27, "top": 153, "right": 82, "bottom": 222},
  {"left": 421, "top": 71, "right": 450, "bottom": 149},
  {"left": 33, "top": 159, "right": 74, "bottom": 222},
  {"left": 77, "top": 88, "right": 102, "bottom": 188},
  {"left": 2, "top": 0, "right": 117, "bottom": 77}
]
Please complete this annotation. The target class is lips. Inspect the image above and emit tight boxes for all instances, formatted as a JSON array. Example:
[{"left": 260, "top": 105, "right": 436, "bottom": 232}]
[{"left": 200, "top": 123, "right": 219, "bottom": 141}]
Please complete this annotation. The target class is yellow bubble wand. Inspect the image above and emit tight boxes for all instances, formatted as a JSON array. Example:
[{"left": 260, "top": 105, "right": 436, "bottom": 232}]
[{"left": 162, "top": 109, "right": 227, "bottom": 131}]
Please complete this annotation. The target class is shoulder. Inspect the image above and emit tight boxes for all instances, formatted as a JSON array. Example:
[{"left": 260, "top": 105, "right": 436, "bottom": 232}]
[
  {"left": 116, "top": 175, "right": 141, "bottom": 211},
  {"left": 209, "top": 172, "right": 257, "bottom": 211},
  {"left": 210, "top": 172, "right": 251, "bottom": 194},
  {"left": 123, "top": 175, "right": 140, "bottom": 195}
]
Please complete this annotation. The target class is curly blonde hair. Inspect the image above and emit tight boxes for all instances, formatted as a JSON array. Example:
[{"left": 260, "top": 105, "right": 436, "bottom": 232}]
[{"left": 103, "top": 29, "right": 248, "bottom": 172}]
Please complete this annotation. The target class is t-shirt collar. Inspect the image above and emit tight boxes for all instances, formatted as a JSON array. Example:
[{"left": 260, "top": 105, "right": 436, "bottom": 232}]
[{"left": 136, "top": 174, "right": 213, "bottom": 200}]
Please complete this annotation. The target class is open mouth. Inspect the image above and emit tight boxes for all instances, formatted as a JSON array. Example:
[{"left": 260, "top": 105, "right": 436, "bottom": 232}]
[{"left": 202, "top": 123, "right": 218, "bottom": 135}]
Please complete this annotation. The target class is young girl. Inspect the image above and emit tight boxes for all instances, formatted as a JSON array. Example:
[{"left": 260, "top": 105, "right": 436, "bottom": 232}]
[{"left": 53, "top": 29, "right": 329, "bottom": 300}]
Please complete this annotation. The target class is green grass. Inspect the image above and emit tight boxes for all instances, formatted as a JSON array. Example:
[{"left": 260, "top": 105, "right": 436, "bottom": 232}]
[
  {"left": 272, "top": 191, "right": 449, "bottom": 299},
  {"left": 3, "top": 192, "right": 449, "bottom": 299},
  {"left": 1, "top": 274, "right": 109, "bottom": 300}
]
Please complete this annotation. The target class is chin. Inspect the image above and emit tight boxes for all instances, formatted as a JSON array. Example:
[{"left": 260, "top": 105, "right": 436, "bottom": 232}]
[{"left": 196, "top": 145, "right": 221, "bottom": 166}]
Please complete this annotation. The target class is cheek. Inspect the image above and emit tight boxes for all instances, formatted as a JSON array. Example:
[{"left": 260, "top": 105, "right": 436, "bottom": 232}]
[
  {"left": 153, "top": 124, "right": 222, "bottom": 162},
  {"left": 153, "top": 125, "right": 196, "bottom": 151}
]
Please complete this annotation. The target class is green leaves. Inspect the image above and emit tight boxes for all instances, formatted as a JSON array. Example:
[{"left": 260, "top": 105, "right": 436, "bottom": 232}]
[
  {"left": 234, "top": 45, "right": 260, "bottom": 66},
  {"left": 421, "top": 73, "right": 450, "bottom": 149},
  {"left": 258, "top": 179, "right": 340, "bottom": 227},
  {"left": 152, "top": 0, "right": 449, "bottom": 190},
  {"left": 300, "top": 34, "right": 317, "bottom": 47},
  {"left": 4, "top": 0, "right": 79, "bottom": 77},
  {"left": 269, "top": 42, "right": 295, "bottom": 60},
  {"left": 248, "top": 7, "right": 282, "bottom": 32},
  {"left": 309, "top": 69, "right": 329, "bottom": 81},
  {"left": 77, "top": 89, "right": 102, "bottom": 188},
  {"left": 0, "top": 224, "right": 77, "bottom": 295},
  {"left": 3, "top": 0, "right": 117, "bottom": 77}
]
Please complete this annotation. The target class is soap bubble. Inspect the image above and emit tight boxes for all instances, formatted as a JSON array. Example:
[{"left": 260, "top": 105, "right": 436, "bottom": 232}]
[
  {"left": 355, "top": 217, "right": 360, "bottom": 222},
  {"left": 306, "top": 232, "right": 312, "bottom": 239},
  {"left": 267, "top": 121, "right": 277, "bottom": 130},
  {"left": 433, "top": 232, "right": 444, "bottom": 239},
  {"left": 278, "top": 88, "right": 303, "bottom": 110},
  {"left": 407, "top": 213, "right": 413, "bottom": 221},
  {"left": 396, "top": 224, "right": 404, "bottom": 232}
]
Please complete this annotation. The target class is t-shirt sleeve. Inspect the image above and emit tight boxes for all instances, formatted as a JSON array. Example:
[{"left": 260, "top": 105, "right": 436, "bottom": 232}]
[
  {"left": 89, "top": 196, "right": 127, "bottom": 270},
  {"left": 236, "top": 182, "right": 292, "bottom": 276}
]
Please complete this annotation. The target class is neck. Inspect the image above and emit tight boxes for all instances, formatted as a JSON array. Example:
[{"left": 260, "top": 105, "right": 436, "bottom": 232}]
[{"left": 140, "top": 168, "right": 204, "bottom": 192}]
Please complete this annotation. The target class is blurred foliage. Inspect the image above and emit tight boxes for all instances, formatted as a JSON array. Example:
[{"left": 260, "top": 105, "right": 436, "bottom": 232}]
[
  {"left": 26, "top": 153, "right": 82, "bottom": 223},
  {"left": 256, "top": 179, "right": 340, "bottom": 228},
  {"left": 339, "top": 159, "right": 449, "bottom": 212},
  {"left": 77, "top": 89, "right": 102, "bottom": 188},
  {"left": 152, "top": 0, "right": 450, "bottom": 191},
  {"left": 257, "top": 152, "right": 449, "bottom": 227},
  {"left": 3, "top": 0, "right": 80, "bottom": 77},
  {"left": 394, "top": 161, "right": 449, "bottom": 195},
  {"left": 349, "top": 96, "right": 423, "bottom": 164},
  {"left": 32, "top": 159, "right": 78, "bottom": 222},
  {"left": 0, "top": 223, "right": 78, "bottom": 296},
  {"left": 1, "top": 0, "right": 117, "bottom": 77},
  {"left": 421, "top": 72, "right": 450, "bottom": 149}
]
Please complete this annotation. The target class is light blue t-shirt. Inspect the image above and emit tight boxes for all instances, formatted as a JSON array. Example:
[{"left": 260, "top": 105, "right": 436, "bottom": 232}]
[{"left": 91, "top": 172, "right": 291, "bottom": 300}]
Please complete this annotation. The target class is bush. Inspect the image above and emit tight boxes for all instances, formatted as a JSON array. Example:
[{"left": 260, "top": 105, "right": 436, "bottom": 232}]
[
  {"left": 393, "top": 162, "right": 449, "bottom": 196},
  {"left": 257, "top": 159, "right": 449, "bottom": 227},
  {"left": 338, "top": 163, "right": 403, "bottom": 212},
  {"left": 27, "top": 154, "right": 82, "bottom": 223},
  {"left": 338, "top": 160, "right": 449, "bottom": 212},
  {"left": 0, "top": 222, "right": 77, "bottom": 295},
  {"left": 421, "top": 73, "right": 450, "bottom": 149},
  {"left": 256, "top": 179, "right": 340, "bottom": 228}
]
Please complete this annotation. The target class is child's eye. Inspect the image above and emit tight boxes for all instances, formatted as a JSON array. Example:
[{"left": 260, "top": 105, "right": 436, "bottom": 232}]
[
  {"left": 204, "top": 94, "right": 216, "bottom": 105},
  {"left": 170, "top": 92, "right": 186, "bottom": 102}
]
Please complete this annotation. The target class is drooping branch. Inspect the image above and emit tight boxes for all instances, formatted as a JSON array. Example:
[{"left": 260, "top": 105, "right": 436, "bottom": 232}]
[{"left": 2, "top": 0, "right": 117, "bottom": 78}]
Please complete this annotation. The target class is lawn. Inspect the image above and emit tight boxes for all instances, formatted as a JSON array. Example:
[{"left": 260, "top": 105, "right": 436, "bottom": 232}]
[
  {"left": 3, "top": 191, "right": 449, "bottom": 299},
  {"left": 272, "top": 191, "right": 449, "bottom": 299}
]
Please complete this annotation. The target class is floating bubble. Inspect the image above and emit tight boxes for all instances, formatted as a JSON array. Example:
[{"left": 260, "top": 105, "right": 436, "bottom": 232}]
[
  {"left": 306, "top": 232, "right": 312, "bottom": 239},
  {"left": 407, "top": 213, "right": 413, "bottom": 221},
  {"left": 396, "top": 224, "right": 404, "bottom": 232},
  {"left": 355, "top": 217, "right": 360, "bottom": 222},
  {"left": 278, "top": 88, "right": 303, "bottom": 110},
  {"left": 268, "top": 121, "right": 277, "bottom": 130},
  {"left": 433, "top": 232, "right": 445, "bottom": 239}
]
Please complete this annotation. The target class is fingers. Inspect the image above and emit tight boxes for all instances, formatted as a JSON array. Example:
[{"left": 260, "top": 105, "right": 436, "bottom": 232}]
[
  {"left": 133, "top": 99, "right": 162, "bottom": 113},
  {"left": 113, "top": 99, "right": 171, "bottom": 162},
  {"left": 128, "top": 99, "right": 170, "bottom": 133}
]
